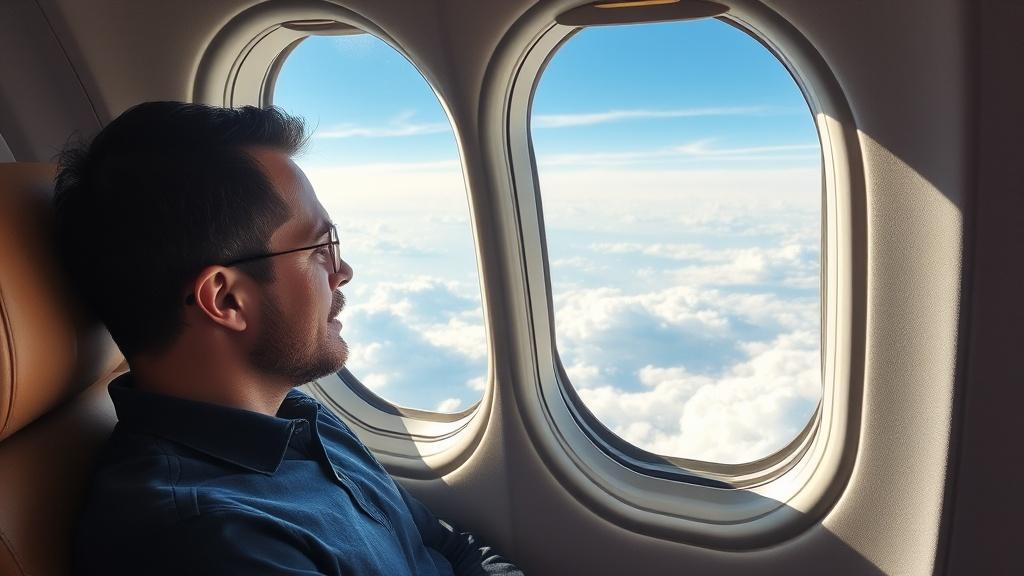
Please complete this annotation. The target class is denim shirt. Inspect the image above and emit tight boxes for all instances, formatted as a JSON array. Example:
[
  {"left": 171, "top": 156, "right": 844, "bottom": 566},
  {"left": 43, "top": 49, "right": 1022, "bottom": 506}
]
[{"left": 74, "top": 374, "right": 521, "bottom": 575}]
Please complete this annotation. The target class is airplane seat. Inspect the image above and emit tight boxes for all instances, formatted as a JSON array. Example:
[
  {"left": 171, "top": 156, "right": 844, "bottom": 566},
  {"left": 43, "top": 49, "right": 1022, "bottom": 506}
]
[{"left": 0, "top": 163, "right": 124, "bottom": 576}]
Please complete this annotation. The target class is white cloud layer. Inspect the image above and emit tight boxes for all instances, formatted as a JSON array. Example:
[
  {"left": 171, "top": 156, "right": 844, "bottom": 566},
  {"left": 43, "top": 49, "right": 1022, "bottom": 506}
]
[
  {"left": 435, "top": 398, "right": 463, "bottom": 412},
  {"left": 299, "top": 158, "right": 821, "bottom": 463},
  {"left": 577, "top": 330, "right": 820, "bottom": 464},
  {"left": 314, "top": 111, "right": 450, "bottom": 139},
  {"left": 534, "top": 162, "right": 821, "bottom": 463},
  {"left": 537, "top": 141, "right": 819, "bottom": 168},
  {"left": 533, "top": 107, "right": 771, "bottom": 128},
  {"left": 590, "top": 242, "right": 818, "bottom": 289},
  {"left": 338, "top": 277, "right": 489, "bottom": 412}
]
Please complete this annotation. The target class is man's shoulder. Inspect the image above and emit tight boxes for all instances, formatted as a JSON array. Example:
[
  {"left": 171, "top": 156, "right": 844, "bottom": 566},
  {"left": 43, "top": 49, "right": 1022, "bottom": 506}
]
[
  {"left": 83, "top": 426, "right": 197, "bottom": 523},
  {"left": 76, "top": 427, "right": 282, "bottom": 568}
]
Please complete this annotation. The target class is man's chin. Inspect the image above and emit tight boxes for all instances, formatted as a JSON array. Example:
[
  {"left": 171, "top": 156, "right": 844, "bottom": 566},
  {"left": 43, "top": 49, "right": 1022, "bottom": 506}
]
[
  {"left": 318, "top": 338, "right": 350, "bottom": 377},
  {"left": 290, "top": 352, "right": 347, "bottom": 385},
  {"left": 253, "top": 338, "right": 349, "bottom": 386},
  {"left": 332, "top": 336, "right": 349, "bottom": 368}
]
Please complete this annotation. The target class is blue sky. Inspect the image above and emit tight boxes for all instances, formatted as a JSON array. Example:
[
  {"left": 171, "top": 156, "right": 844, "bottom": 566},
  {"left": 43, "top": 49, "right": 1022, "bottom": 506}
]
[{"left": 274, "top": 18, "right": 822, "bottom": 464}]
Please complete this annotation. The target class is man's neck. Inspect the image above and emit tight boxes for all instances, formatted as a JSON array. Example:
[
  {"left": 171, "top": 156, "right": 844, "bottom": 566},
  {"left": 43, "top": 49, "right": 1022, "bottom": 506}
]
[{"left": 128, "top": 347, "right": 293, "bottom": 417}]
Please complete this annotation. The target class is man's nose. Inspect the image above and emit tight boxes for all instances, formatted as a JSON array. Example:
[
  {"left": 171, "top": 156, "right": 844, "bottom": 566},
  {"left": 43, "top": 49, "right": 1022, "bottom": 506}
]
[{"left": 331, "top": 258, "right": 353, "bottom": 289}]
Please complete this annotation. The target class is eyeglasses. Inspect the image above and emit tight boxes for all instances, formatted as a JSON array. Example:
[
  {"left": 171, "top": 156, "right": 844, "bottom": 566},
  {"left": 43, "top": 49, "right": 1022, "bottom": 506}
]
[
  {"left": 184, "top": 224, "right": 342, "bottom": 305},
  {"left": 224, "top": 223, "right": 342, "bottom": 274}
]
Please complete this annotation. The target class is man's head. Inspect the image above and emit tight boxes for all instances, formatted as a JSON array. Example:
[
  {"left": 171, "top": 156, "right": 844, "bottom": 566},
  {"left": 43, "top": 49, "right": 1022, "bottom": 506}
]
[{"left": 54, "top": 102, "right": 352, "bottom": 385}]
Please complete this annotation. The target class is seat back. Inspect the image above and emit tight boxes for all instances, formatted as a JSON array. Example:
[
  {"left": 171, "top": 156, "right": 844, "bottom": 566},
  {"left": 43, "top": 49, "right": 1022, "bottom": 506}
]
[{"left": 0, "top": 163, "right": 123, "bottom": 576}]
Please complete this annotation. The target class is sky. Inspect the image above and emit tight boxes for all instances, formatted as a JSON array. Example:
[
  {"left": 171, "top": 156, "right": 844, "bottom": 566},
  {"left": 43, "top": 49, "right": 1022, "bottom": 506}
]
[{"left": 273, "top": 19, "right": 822, "bottom": 465}]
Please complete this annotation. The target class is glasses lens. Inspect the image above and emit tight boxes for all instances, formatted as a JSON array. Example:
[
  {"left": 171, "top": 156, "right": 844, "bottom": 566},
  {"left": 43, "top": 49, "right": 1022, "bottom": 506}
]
[{"left": 330, "top": 226, "right": 341, "bottom": 273}]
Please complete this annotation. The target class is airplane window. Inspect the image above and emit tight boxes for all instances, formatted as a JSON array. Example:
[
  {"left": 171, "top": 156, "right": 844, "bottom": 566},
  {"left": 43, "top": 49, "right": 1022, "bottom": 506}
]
[
  {"left": 274, "top": 34, "right": 485, "bottom": 415},
  {"left": 532, "top": 19, "right": 822, "bottom": 465}
]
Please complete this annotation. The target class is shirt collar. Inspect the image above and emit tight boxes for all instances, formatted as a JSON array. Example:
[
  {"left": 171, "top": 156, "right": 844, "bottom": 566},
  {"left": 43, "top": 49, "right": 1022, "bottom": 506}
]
[{"left": 108, "top": 372, "right": 318, "bottom": 475}]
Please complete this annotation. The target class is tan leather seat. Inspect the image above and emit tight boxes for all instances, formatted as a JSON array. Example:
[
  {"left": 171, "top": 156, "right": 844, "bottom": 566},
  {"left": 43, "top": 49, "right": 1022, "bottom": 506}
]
[{"left": 0, "top": 163, "right": 124, "bottom": 576}]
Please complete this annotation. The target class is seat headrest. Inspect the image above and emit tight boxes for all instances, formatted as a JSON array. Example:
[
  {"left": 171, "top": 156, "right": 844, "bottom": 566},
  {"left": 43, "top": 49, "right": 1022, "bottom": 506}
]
[{"left": 0, "top": 163, "right": 122, "bottom": 441}]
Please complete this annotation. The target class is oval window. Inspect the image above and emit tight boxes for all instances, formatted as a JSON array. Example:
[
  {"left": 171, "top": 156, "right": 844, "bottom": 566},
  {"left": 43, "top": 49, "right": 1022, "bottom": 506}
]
[{"left": 532, "top": 19, "right": 822, "bottom": 464}]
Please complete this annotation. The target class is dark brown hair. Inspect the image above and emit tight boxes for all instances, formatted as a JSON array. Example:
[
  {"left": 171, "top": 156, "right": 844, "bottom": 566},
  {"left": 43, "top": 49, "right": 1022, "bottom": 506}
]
[{"left": 53, "top": 102, "right": 307, "bottom": 357}]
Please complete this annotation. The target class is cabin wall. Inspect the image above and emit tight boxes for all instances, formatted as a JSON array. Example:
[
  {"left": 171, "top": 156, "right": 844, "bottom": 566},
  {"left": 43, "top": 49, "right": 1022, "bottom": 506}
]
[
  {"left": 765, "top": 1, "right": 969, "bottom": 572},
  {"left": 946, "top": 0, "right": 1024, "bottom": 572},
  {"left": 0, "top": 0, "right": 99, "bottom": 161}
]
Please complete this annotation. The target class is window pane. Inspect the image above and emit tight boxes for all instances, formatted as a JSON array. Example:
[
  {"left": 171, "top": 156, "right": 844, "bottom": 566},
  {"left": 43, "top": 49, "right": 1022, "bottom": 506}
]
[
  {"left": 274, "top": 34, "right": 485, "bottom": 414},
  {"left": 532, "top": 20, "right": 822, "bottom": 464}
]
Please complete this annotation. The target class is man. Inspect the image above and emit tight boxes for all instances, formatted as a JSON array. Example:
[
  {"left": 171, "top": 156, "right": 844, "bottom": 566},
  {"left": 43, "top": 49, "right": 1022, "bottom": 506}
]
[{"left": 55, "top": 102, "right": 523, "bottom": 575}]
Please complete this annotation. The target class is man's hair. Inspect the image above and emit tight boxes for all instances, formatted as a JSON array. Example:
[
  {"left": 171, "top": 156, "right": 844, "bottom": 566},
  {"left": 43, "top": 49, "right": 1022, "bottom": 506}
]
[{"left": 53, "top": 102, "right": 307, "bottom": 358}]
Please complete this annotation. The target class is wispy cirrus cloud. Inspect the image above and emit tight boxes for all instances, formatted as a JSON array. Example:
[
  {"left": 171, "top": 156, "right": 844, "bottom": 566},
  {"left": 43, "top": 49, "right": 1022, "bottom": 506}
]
[
  {"left": 314, "top": 110, "right": 449, "bottom": 139},
  {"left": 537, "top": 140, "right": 819, "bottom": 167},
  {"left": 532, "top": 106, "right": 772, "bottom": 128},
  {"left": 671, "top": 142, "right": 819, "bottom": 156},
  {"left": 316, "top": 123, "right": 448, "bottom": 139}
]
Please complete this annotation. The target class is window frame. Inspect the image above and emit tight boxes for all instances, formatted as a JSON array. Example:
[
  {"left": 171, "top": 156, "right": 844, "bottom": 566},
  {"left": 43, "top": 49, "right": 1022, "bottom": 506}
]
[
  {"left": 192, "top": 0, "right": 492, "bottom": 478},
  {"left": 485, "top": 1, "right": 865, "bottom": 547}
]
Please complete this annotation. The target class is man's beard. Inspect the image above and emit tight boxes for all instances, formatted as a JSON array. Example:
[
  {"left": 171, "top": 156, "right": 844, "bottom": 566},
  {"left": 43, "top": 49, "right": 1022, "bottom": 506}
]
[{"left": 249, "top": 290, "right": 348, "bottom": 385}]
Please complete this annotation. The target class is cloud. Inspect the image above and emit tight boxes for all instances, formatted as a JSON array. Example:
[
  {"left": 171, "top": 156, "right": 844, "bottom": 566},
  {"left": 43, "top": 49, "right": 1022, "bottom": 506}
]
[
  {"left": 466, "top": 376, "right": 487, "bottom": 391},
  {"left": 535, "top": 168, "right": 821, "bottom": 241},
  {"left": 435, "top": 398, "right": 463, "bottom": 412},
  {"left": 338, "top": 272, "right": 820, "bottom": 461},
  {"left": 316, "top": 123, "right": 448, "bottom": 139},
  {"left": 310, "top": 160, "right": 460, "bottom": 172},
  {"left": 576, "top": 330, "right": 821, "bottom": 464},
  {"left": 553, "top": 284, "right": 818, "bottom": 366},
  {"left": 421, "top": 316, "right": 488, "bottom": 361},
  {"left": 295, "top": 158, "right": 821, "bottom": 460},
  {"left": 591, "top": 242, "right": 706, "bottom": 260},
  {"left": 330, "top": 33, "right": 380, "bottom": 55},
  {"left": 301, "top": 164, "right": 481, "bottom": 286},
  {"left": 552, "top": 286, "right": 756, "bottom": 376},
  {"left": 549, "top": 279, "right": 821, "bottom": 463},
  {"left": 339, "top": 277, "right": 488, "bottom": 412},
  {"left": 549, "top": 256, "right": 612, "bottom": 280},
  {"left": 346, "top": 340, "right": 384, "bottom": 367},
  {"left": 532, "top": 107, "right": 771, "bottom": 128},
  {"left": 329, "top": 242, "right": 820, "bottom": 463},
  {"left": 563, "top": 361, "right": 604, "bottom": 389},
  {"left": 355, "top": 277, "right": 481, "bottom": 321},
  {"left": 302, "top": 164, "right": 821, "bottom": 246},
  {"left": 314, "top": 111, "right": 450, "bottom": 139},
  {"left": 303, "top": 164, "right": 466, "bottom": 222},
  {"left": 536, "top": 141, "right": 819, "bottom": 168},
  {"left": 588, "top": 242, "right": 818, "bottom": 289},
  {"left": 671, "top": 142, "right": 819, "bottom": 157},
  {"left": 359, "top": 372, "right": 392, "bottom": 391},
  {"left": 554, "top": 282, "right": 818, "bottom": 339},
  {"left": 554, "top": 286, "right": 731, "bottom": 343}
]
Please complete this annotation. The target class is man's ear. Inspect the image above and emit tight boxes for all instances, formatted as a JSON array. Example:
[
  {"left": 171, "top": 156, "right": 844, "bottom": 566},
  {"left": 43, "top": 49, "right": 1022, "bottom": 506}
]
[{"left": 190, "top": 266, "right": 251, "bottom": 332}]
